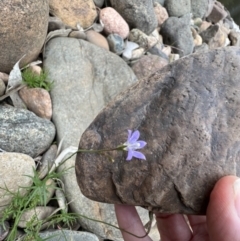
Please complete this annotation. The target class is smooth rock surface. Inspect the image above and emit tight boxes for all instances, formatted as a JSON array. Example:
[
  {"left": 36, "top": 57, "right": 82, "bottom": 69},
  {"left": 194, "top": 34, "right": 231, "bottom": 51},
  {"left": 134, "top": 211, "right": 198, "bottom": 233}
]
[
  {"left": 19, "top": 87, "right": 52, "bottom": 120},
  {"left": 0, "top": 104, "right": 55, "bottom": 157},
  {"left": 107, "top": 34, "right": 125, "bottom": 55},
  {"left": 76, "top": 47, "right": 240, "bottom": 215},
  {"left": 160, "top": 14, "right": 194, "bottom": 57},
  {"left": 110, "top": 0, "right": 158, "bottom": 35},
  {"left": 86, "top": 30, "right": 109, "bottom": 50},
  {"left": 49, "top": 0, "right": 97, "bottom": 29},
  {"left": 164, "top": 0, "right": 191, "bottom": 17},
  {"left": 0, "top": 153, "right": 35, "bottom": 217},
  {"left": 0, "top": 0, "right": 49, "bottom": 73},
  {"left": 191, "top": 0, "right": 215, "bottom": 18},
  {"left": 100, "top": 7, "right": 129, "bottom": 39},
  {"left": 39, "top": 230, "right": 99, "bottom": 241},
  {"left": 207, "top": 1, "right": 228, "bottom": 24},
  {"left": 154, "top": 2, "right": 169, "bottom": 27},
  {"left": 18, "top": 206, "right": 56, "bottom": 228},
  {"left": 0, "top": 80, "right": 5, "bottom": 96}
]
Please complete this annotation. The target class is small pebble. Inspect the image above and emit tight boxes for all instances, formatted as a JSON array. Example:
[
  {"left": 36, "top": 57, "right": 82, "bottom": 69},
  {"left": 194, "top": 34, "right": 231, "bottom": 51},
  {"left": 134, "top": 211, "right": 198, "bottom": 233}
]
[
  {"left": 122, "top": 41, "right": 139, "bottom": 60},
  {"left": 129, "top": 28, "right": 158, "bottom": 50},
  {"left": 69, "top": 30, "right": 87, "bottom": 40},
  {"left": 194, "top": 34, "right": 203, "bottom": 46},
  {"left": 86, "top": 30, "right": 109, "bottom": 50},
  {"left": 38, "top": 144, "right": 58, "bottom": 179},
  {"left": 131, "top": 47, "right": 145, "bottom": 60},
  {"left": 28, "top": 65, "right": 42, "bottom": 75},
  {"left": 154, "top": 2, "right": 169, "bottom": 27},
  {"left": 56, "top": 189, "right": 68, "bottom": 212},
  {"left": 0, "top": 79, "right": 5, "bottom": 96},
  {"left": 0, "top": 72, "right": 9, "bottom": 84},
  {"left": 19, "top": 86, "right": 52, "bottom": 120},
  {"left": 107, "top": 34, "right": 125, "bottom": 55},
  {"left": 169, "top": 53, "right": 180, "bottom": 63},
  {"left": 193, "top": 18, "right": 203, "bottom": 27},
  {"left": 100, "top": 7, "right": 130, "bottom": 39}
]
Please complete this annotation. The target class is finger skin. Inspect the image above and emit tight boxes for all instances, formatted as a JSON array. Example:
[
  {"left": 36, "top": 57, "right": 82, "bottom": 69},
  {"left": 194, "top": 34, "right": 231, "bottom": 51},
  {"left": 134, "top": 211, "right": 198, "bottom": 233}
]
[
  {"left": 155, "top": 213, "right": 193, "bottom": 241},
  {"left": 207, "top": 176, "right": 240, "bottom": 241},
  {"left": 114, "top": 204, "right": 152, "bottom": 241}
]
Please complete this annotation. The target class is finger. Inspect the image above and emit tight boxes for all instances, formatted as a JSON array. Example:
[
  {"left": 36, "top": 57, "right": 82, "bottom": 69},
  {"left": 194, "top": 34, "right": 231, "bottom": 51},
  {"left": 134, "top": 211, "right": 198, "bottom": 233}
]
[
  {"left": 155, "top": 213, "right": 192, "bottom": 241},
  {"left": 207, "top": 176, "right": 240, "bottom": 241},
  {"left": 187, "top": 215, "right": 208, "bottom": 240},
  {"left": 114, "top": 204, "right": 152, "bottom": 241}
]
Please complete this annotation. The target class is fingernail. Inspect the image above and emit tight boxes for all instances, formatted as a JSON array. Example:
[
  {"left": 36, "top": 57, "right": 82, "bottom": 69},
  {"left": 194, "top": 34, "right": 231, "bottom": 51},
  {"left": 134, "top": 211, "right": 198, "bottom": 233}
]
[{"left": 233, "top": 178, "right": 240, "bottom": 218}]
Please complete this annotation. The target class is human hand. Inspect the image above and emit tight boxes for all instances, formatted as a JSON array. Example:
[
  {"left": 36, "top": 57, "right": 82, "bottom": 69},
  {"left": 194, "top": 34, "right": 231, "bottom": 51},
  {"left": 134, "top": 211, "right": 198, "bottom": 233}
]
[{"left": 115, "top": 176, "right": 240, "bottom": 241}]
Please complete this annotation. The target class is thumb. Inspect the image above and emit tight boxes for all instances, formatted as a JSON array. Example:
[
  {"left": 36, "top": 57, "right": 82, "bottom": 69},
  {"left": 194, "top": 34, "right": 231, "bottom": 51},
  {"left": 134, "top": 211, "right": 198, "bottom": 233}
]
[{"left": 207, "top": 175, "right": 240, "bottom": 241}]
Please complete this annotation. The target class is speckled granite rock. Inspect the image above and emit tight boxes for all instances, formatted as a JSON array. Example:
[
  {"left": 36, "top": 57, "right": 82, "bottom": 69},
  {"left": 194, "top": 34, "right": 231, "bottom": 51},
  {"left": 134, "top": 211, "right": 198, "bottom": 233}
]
[
  {"left": 0, "top": 104, "right": 55, "bottom": 157},
  {"left": 76, "top": 47, "right": 240, "bottom": 215}
]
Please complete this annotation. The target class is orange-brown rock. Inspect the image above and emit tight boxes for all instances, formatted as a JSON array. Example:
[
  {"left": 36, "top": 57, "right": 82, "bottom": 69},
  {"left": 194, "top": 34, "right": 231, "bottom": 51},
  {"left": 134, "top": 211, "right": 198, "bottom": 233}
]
[
  {"left": 19, "top": 87, "right": 52, "bottom": 120},
  {"left": 0, "top": 0, "right": 49, "bottom": 73},
  {"left": 49, "top": 0, "right": 97, "bottom": 29}
]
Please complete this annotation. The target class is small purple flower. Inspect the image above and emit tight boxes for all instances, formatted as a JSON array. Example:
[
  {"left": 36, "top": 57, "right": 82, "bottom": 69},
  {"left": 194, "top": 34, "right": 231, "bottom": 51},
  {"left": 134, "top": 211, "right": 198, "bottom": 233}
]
[{"left": 124, "top": 130, "right": 147, "bottom": 161}]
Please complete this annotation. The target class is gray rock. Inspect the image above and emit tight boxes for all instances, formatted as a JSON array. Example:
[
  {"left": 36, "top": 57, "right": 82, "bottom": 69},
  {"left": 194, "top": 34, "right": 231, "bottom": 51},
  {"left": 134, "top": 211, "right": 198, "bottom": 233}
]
[
  {"left": 0, "top": 0, "right": 49, "bottom": 73},
  {"left": 107, "top": 34, "right": 125, "bottom": 55},
  {"left": 160, "top": 14, "right": 194, "bottom": 57},
  {"left": 154, "top": 0, "right": 165, "bottom": 6},
  {"left": 194, "top": 42, "right": 209, "bottom": 53},
  {"left": 38, "top": 144, "right": 58, "bottom": 179},
  {"left": 129, "top": 29, "right": 158, "bottom": 50},
  {"left": 164, "top": 0, "right": 191, "bottom": 17},
  {"left": 76, "top": 46, "right": 240, "bottom": 215},
  {"left": 109, "top": 0, "right": 157, "bottom": 35},
  {"left": 0, "top": 104, "right": 55, "bottom": 157},
  {"left": 93, "top": 0, "right": 105, "bottom": 8},
  {"left": 39, "top": 230, "right": 99, "bottom": 241},
  {"left": 191, "top": 0, "right": 215, "bottom": 18},
  {"left": 18, "top": 206, "right": 56, "bottom": 228},
  {"left": 0, "top": 153, "right": 35, "bottom": 217},
  {"left": 0, "top": 221, "right": 9, "bottom": 241}
]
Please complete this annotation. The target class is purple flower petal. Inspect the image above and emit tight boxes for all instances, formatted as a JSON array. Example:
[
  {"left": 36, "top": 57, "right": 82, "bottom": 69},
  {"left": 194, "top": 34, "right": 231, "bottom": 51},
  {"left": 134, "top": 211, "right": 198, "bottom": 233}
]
[
  {"left": 126, "top": 150, "right": 133, "bottom": 161},
  {"left": 136, "top": 141, "right": 147, "bottom": 149},
  {"left": 128, "top": 130, "right": 140, "bottom": 143},
  {"left": 124, "top": 129, "right": 147, "bottom": 161},
  {"left": 132, "top": 151, "right": 146, "bottom": 160}
]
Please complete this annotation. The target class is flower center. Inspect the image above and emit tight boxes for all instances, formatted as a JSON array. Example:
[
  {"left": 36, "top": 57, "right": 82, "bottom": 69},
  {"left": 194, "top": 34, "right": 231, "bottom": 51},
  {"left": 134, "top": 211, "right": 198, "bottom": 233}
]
[{"left": 126, "top": 142, "right": 140, "bottom": 150}]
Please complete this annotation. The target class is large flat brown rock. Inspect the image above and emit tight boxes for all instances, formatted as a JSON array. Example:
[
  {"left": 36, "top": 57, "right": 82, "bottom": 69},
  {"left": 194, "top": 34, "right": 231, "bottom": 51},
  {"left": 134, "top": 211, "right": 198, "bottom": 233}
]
[{"left": 76, "top": 47, "right": 240, "bottom": 215}]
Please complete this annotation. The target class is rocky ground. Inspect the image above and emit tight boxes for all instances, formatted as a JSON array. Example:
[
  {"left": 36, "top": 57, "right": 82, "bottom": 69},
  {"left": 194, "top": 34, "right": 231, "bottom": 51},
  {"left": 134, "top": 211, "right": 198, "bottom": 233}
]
[{"left": 0, "top": 0, "right": 240, "bottom": 240}]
